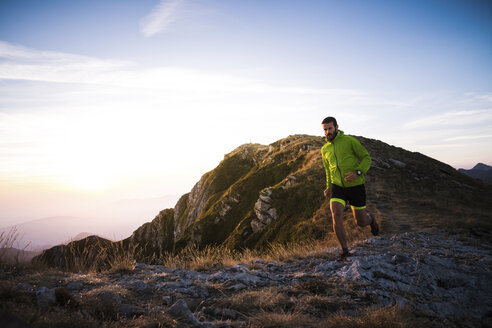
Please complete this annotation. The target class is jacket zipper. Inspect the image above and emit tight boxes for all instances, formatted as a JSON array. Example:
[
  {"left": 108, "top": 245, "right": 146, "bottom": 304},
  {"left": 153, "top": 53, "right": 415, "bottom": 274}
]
[{"left": 333, "top": 139, "right": 345, "bottom": 187}]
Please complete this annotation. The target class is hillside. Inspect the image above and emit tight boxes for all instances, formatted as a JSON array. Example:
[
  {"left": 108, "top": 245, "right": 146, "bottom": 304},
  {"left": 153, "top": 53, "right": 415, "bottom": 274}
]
[
  {"left": 34, "top": 134, "right": 492, "bottom": 267},
  {"left": 125, "top": 134, "right": 492, "bottom": 260}
]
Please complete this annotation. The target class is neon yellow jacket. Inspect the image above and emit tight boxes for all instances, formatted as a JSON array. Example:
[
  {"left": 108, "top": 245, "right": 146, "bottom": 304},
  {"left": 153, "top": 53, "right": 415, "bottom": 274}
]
[{"left": 321, "top": 130, "right": 371, "bottom": 189}]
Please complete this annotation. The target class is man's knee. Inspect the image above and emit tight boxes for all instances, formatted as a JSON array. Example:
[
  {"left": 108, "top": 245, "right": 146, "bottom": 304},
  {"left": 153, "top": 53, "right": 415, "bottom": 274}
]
[
  {"left": 355, "top": 219, "right": 365, "bottom": 227},
  {"left": 353, "top": 210, "right": 369, "bottom": 227}
]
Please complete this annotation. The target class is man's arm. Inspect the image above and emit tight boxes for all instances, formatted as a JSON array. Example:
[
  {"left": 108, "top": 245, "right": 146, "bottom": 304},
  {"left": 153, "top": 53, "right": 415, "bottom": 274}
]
[
  {"left": 352, "top": 137, "right": 371, "bottom": 173},
  {"left": 322, "top": 150, "right": 332, "bottom": 198}
]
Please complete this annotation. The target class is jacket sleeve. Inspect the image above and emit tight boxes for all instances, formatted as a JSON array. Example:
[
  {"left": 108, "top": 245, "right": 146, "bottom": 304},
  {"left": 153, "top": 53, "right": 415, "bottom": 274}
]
[
  {"left": 352, "top": 138, "right": 371, "bottom": 174},
  {"left": 321, "top": 149, "right": 332, "bottom": 189}
]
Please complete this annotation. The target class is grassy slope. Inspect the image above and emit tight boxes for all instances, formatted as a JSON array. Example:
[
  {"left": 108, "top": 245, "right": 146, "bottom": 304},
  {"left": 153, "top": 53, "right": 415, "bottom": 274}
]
[{"left": 177, "top": 134, "right": 492, "bottom": 252}]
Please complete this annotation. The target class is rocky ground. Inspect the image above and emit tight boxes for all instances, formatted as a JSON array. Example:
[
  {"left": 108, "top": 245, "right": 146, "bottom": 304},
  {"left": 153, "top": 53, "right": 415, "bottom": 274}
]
[{"left": 1, "top": 230, "right": 491, "bottom": 327}]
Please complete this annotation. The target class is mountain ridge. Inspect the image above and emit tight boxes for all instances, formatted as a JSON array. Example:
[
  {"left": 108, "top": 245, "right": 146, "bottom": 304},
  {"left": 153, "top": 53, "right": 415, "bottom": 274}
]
[
  {"left": 458, "top": 162, "right": 492, "bottom": 184},
  {"left": 34, "top": 134, "right": 492, "bottom": 267}
]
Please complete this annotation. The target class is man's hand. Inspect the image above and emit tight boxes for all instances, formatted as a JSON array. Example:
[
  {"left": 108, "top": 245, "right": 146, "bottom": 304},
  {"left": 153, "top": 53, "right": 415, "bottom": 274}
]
[
  {"left": 324, "top": 187, "right": 332, "bottom": 199},
  {"left": 344, "top": 171, "right": 358, "bottom": 182}
]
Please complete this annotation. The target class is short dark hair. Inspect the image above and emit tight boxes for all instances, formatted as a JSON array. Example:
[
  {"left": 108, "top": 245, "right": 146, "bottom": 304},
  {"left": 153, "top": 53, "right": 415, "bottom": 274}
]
[{"left": 321, "top": 116, "right": 337, "bottom": 126}]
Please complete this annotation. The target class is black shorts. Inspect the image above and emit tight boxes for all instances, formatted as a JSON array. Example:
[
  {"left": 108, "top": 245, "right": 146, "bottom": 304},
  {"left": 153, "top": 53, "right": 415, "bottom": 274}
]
[{"left": 330, "top": 184, "right": 366, "bottom": 209}]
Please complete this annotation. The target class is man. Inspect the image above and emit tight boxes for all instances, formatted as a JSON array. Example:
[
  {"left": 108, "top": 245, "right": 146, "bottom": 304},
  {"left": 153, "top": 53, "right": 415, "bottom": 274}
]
[{"left": 321, "top": 116, "right": 379, "bottom": 260}]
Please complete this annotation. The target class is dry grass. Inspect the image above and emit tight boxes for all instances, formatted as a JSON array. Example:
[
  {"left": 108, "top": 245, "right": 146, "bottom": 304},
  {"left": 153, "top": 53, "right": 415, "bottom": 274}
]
[
  {"left": 220, "top": 288, "right": 293, "bottom": 315},
  {"left": 22, "top": 309, "right": 99, "bottom": 328},
  {"left": 81, "top": 285, "right": 132, "bottom": 321},
  {"left": 250, "top": 310, "right": 319, "bottom": 328},
  {"left": 104, "top": 241, "right": 137, "bottom": 273},
  {"left": 105, "top": 312, "right": 179, "bottom": 328},
  {"left": 159, "top": 244, "right": 254, "bottom": 271},
  {"left": 0, "top": 227, "right": 31, "bottom": 266},
  {"left": 61, "top": 239, "right": 138, "bottom": 273},
  {"left": 246, "top": 305, "right": 435, "bottom": 328},
  {"left": 158, "top": 238, "right": 338, "bottom": 272},
  {"left": 295, "top": 294, "right": 343, "bottom": 315},
  {"left": 0, "top": 281, "right": 33, "bottom": 306},
  {"left": 320, "top": 305, "right": 433, "bottom": 328},
  {"left": 263, "top": 239, "right": 333, "bottom": 262}
]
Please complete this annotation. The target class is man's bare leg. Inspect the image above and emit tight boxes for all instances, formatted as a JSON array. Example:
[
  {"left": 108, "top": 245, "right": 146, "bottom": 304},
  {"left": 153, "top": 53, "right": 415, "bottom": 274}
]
[
  {"left": 330, "top": 201, "right": 348, "bottom": 251},
  {"left": 352, "top": 208, "right": 371, "bottom": 227},
  {"left": 353, "top": 208, "right": 379, "bottom": 235}
]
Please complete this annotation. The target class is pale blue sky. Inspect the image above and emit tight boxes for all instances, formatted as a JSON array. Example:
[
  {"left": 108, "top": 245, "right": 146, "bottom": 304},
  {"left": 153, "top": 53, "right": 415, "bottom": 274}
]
[{"left": 1, "top": 0, "right": 491, "bottom": 227}]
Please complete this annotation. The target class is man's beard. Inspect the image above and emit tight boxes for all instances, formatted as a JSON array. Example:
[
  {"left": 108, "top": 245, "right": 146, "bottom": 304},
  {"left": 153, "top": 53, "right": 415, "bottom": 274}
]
[{"left": 327, "top": 128, "right": 338, "bottom": 141}]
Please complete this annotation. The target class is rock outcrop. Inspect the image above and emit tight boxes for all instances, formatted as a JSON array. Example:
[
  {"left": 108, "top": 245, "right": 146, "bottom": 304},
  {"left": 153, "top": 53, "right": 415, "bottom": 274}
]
[{"left": 251, "top": 188, "right": 278, "bottom": 233}]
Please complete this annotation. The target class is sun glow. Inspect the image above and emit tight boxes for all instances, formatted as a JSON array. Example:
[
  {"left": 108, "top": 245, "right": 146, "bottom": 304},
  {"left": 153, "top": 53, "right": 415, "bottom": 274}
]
[{"left": 70, "top": 172, "right": 109, "bottom": 191}]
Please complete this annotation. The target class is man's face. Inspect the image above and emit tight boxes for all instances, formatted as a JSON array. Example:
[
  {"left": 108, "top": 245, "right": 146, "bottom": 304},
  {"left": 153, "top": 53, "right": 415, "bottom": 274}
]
[{"left": 322, "top": 122, "right": 338, "bottom": 141}]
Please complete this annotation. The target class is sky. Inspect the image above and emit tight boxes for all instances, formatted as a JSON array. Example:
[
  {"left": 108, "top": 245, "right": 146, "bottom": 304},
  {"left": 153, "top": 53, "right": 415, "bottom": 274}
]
[{"left": 1, "top": 0, "right": 491, "bottom": 238}]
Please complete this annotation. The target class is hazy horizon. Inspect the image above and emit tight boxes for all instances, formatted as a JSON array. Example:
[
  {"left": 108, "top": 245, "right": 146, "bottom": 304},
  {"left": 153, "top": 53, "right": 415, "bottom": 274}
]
[{"left": 1, "top": 0, "right": 491, "bottom": 242}]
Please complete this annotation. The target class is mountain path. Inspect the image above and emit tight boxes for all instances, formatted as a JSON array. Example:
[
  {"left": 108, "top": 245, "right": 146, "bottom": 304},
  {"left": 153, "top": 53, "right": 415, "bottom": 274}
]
[{"left": 3, "top": 231, "right": 492, "bottom": 327}]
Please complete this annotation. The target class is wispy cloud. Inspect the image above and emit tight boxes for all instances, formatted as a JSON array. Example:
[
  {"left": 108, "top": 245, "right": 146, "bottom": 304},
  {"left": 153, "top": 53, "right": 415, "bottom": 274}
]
[
  {"left": 403, "top": 109, "right": 492, "bottom": 130},
  {"left": 443, "top": 134, "right": 492, "bottom": 142},
  {"left": 0, "top": 41, "right": 366, "bottom": 99},
  {"left": 466, "top": 92, "right": 492, "bottom": 103},
  {"left": 140, "top": 0, "right": 185, "bottom": 37},
  {"left": 0, "top": 41, "right": 132, "bottom": 84}
]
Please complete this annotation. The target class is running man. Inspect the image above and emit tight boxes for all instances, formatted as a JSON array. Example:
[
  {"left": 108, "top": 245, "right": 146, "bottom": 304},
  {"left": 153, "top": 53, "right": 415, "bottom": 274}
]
[{"left": 321, "top": 116, "right": 379, "bottom": 260}]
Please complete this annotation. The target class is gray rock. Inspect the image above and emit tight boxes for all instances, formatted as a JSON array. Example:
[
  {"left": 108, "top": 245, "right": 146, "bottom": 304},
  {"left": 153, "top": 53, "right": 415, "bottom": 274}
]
[
  {"left": 162, "top": 295, "right": 173, "bottom": 305},
  {"left": 314, "top": 261, "right": 343, "bottom": 272},
  {"left": 252, "top": 188, "right": 278, "bottom": 232},
  {"left": 35, "top": 287, "right": 56, "bottom": 308},
  {"left": 213, "top": 307, "right": 237, "bottom": 320},
  {"left": 15, "top": 283, "right": 33, "bottom": 291},
  {"left": 169, "top": 299, "right": 216, "bottom": 327},
  {"left": 225, "top": 283, "right": 247, "bottom": 291},
  {"left": 391, "top": 254, "right": 411, "bottom": 264},
  {"left": 171, "top": 280, "right": 193, "bottom": 287},
  {"left": 389, "top": 158, "right": 406, "bottom": 167},
  {"left": 118, "top": 303, "right": 146, "bottom": 317},
  {"left": 130, "top": 280, "right": 147, "bottom": 291},
  {"left": 94, "top": 290, "right": 122, "bottom": 304},
  {"left": 208, "top": 269, "right": 263, "bottom": 285},
  {"left": 170, "top": 286, "right": 209, "bottom": 298},
  {"left": 66, "top": 281, "right": 84, "bottom": 291},
  {"left": 135, "top": 263, "right": 150, "bottom": 270}
]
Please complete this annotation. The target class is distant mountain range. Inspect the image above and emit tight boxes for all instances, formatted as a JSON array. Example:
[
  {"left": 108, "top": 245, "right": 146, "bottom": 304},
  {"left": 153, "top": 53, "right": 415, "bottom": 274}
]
[
  {"left": 0, "top": 216, "right": 111, "bottom": 251},
  {"left": 35, "top": 134, "right": 492, "bottom": 268},
  {"left": 458, "top": 163, "right": 492, "bottom": 185},
  {"left": 0, "top": 195, "right": 180, "bottom": 251},
  {"left": 0, "top": 247, "right": 41, "bottom": 263}
]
